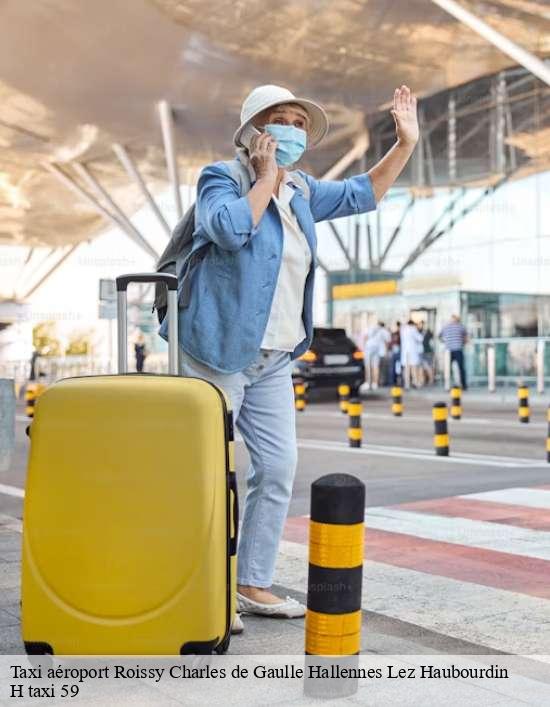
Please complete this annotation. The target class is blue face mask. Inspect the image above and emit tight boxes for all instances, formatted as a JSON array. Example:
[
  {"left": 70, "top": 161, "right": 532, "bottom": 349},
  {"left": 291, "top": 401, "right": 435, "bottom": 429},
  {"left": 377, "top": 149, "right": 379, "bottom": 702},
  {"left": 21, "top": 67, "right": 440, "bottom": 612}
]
[{"left": 264, "top": 124, "right": 307, "bottom": 167}]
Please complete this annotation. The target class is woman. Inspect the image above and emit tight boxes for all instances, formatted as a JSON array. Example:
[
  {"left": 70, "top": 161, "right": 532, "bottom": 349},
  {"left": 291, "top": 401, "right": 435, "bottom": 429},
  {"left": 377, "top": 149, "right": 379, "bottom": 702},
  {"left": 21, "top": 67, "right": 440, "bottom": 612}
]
[
  {"left": 401, "top": 319, "right": 424, "bottom": 388},
  {"left": 166, "top": 84, "right": 418, "bottom": 633}
]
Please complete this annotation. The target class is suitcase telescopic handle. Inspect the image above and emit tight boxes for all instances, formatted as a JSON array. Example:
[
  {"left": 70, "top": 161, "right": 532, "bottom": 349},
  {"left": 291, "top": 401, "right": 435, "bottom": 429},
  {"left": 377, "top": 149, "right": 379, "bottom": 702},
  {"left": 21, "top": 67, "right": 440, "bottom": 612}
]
[{"left": 115, "top": 273, "right": 179, "bottom": 375}]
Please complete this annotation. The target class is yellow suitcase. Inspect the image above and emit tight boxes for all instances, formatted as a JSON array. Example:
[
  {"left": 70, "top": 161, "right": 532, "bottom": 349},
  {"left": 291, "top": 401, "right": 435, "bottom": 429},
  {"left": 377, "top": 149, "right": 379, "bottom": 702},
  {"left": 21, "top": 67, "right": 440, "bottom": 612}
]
[{"left": 21, "top": 273, "right": 237, "bottom": 655}]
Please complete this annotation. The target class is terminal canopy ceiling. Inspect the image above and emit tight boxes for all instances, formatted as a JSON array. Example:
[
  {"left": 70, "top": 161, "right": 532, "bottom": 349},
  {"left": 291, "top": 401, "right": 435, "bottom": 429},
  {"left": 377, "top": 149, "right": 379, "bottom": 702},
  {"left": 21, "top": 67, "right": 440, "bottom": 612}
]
[{"left": 1, "top": 0, "right": 549, "bottom": 248}]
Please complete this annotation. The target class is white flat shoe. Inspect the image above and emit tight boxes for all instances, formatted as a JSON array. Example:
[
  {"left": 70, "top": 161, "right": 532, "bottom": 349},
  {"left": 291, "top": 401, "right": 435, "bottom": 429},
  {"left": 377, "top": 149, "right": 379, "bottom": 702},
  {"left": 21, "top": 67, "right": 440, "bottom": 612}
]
[
  {"left": 231, "top": 613, "right": 244, "bottom": 635},
  {"left": 237, "top": 593, "right": 306, "bottom": 618}
]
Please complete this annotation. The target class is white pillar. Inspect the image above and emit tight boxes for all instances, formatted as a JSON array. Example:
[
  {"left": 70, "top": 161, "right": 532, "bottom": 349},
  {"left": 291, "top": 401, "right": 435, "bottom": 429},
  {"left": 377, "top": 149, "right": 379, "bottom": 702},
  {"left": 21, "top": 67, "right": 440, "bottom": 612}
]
[
  {"left": 443, "top": 349, "right": 451, "bottom": 390},
  {"left": 487, "top": 344, "right": 496, "bottom": 393},
  {"left": 0, "top": 379, "right": 16, "bottom": 473},
  {"left": 536, "top": 339, "right": 545, "bottom": 394}
]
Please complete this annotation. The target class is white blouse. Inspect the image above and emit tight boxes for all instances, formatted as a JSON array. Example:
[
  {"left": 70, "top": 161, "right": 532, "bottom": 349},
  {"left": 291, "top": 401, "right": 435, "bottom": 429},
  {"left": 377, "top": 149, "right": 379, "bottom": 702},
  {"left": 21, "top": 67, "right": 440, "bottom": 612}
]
[{"left": 261, "top": 175, "right": 312, "bottom": 352}]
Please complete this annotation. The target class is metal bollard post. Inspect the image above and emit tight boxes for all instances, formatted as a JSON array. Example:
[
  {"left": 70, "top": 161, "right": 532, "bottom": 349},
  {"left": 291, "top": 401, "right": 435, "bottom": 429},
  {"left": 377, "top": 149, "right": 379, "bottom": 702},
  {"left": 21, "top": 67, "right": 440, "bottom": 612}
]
[
  {"left": 338, "top": 383, "right": 350, "bottom": 414},
  {"left": 305, "top": 473, "right": 365, "bottom": 698},
  {"left": 537, "top": 340, "right": 545, "bottom": 395},
  {"left": 518, "top": 384, "right": 529, "bottom": 424},
  {"left": 0, "top": 379, "right": 16, "bottom": 473},
  {"left": 487, "top": 344, "right": 496, "bottom": 393},
  {"left": 433, "top": 402, "right": 449, "bottom": 456},
  {"left": 443, "top": 349, "right": 451, "bottom": 391},
  {"left": 294, "top": 380, "right": 306, "bottom": 412},
  {"left": 347, "top": 398, "right": 362, "bottom": 448},
  {"left": 450, "top": 386, "right": 462, "bottom": 420},
  {"left": 391, "top": 386, "right": 403, "bottom": 416}
]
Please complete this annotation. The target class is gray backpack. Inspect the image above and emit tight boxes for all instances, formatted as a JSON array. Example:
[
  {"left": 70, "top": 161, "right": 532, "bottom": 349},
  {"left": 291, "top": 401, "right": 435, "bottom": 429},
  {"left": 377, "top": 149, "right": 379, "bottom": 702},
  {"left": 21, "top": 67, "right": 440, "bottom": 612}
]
[{"left": 154, "top": 159, "right": 310, "bottom": 323}]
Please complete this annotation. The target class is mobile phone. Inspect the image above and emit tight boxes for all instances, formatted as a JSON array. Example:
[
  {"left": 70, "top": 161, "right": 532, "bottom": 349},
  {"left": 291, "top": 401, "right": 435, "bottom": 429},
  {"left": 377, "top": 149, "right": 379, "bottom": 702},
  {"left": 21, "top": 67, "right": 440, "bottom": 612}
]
[{"left": 240, "top": 123, "right": 262, "bottom": 150}]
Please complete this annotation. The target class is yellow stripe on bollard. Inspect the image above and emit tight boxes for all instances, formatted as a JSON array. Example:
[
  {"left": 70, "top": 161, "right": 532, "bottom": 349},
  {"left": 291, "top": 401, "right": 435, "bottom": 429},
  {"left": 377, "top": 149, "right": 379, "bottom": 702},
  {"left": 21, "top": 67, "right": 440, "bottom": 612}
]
[
  {"left": 309, "top": 519, "right": 364, "bottom": 569},
  {"left": 309, "top": 543, "right": 364, "bottom": 570},
  {"left": 306, "top": 609, "right": 362, "bottom": 636},
  {"left": 434, "top": 433, "right": 450, "bottom": 447},
  {"left": 305, "top": 628, "right": 361, "bottom": 656},
  {"left": 433, "top": 407, "right": 448, "bottom": 421},
  {"left": 338, "top": 384, "right": 350, "bottom": 414},
  {"left": 309, "top": 520, "right": 364, "bottom": 546},
  {"left": 347, "top": 402, "right": 362, "bottom": 417}
]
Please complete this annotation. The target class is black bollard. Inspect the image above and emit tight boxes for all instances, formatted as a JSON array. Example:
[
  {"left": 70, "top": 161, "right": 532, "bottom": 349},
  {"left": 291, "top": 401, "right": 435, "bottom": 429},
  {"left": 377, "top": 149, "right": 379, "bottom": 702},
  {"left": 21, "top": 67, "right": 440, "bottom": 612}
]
[
  {"left": 304, "top": 474, "right": 365, "bottom": 699},
  {"left": 450, "top": 386, "right": 462, "bottom": 420},
  {"left": 518, "top": 385, "right": 529, "bottom": 424},
  {"left": 391, "top": 386, "right": 403, "bottom": 416},
  {"left": 433, "top": 402, "right": 449, "bottom": 456},
  {"left": 347, "top": 398, "right": 363, "bottom": 448}
]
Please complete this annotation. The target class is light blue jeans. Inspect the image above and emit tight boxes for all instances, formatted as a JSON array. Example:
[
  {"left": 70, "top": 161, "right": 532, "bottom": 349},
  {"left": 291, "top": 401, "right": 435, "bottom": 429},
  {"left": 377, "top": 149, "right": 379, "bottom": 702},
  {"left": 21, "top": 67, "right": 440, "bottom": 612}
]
[{"left": 179, "top": 347, "right": 297, "bottom": 588}]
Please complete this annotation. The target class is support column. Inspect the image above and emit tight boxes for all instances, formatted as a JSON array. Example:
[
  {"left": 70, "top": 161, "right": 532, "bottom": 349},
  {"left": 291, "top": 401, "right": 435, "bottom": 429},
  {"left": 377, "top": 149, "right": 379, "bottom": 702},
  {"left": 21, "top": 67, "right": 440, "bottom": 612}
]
[{"left": 158, "top": 100, "right": 184, "bottom": 221}]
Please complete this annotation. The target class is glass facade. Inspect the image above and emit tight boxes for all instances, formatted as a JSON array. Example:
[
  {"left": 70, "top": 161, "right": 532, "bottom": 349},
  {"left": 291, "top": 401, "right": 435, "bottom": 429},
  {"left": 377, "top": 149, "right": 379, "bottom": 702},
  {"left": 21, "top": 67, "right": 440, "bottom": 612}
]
[{"left": 332, "top": 288, "right": 550, "bottom": 385}]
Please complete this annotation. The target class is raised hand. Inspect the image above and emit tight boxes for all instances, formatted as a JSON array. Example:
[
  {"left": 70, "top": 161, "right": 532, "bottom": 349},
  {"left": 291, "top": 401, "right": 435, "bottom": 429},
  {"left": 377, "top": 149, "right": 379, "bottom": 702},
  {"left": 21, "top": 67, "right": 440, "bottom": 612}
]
[{"left": 391, "top": 85, "right": 419, "bottom": 148}]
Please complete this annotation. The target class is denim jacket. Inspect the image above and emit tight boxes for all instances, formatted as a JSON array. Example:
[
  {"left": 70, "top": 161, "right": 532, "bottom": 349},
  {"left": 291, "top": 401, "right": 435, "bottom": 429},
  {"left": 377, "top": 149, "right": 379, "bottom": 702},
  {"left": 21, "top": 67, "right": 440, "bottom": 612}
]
[{"left": 159, "top": 159, "right": 377, "bottom": 373}]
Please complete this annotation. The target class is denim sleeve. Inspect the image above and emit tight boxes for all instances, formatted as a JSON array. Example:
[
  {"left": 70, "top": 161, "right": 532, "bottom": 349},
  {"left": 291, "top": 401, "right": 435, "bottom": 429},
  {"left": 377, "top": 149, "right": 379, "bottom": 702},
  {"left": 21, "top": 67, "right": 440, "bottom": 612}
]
[
  {"left": 298, "top": 171, "right": 377, "bottom": 223},
  {"left": 196, "top": 162, "right": 260, "bottom": 251}
]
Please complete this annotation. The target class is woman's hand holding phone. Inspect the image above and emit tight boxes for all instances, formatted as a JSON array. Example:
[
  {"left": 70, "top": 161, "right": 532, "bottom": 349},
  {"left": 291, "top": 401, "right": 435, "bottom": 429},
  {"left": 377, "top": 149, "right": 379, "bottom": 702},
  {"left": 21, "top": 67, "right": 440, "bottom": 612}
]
[{"left": 249, "top": 129, "right": 278, "bottom": 184}]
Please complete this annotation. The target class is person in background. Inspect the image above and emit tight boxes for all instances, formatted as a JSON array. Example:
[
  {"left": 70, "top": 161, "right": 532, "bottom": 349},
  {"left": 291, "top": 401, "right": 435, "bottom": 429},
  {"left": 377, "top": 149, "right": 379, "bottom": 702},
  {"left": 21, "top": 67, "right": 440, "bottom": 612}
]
[
  {"left": 134, "top": 332, "right": 147, "bottom": 373},
  {"left": 362, "top": 321, "right": 390, "bottom": 390},
  {"left": 439, "top": 314, "right": 468, "bottom": 390},
  {"left": 418, "top": 321, "right": 435, "bottom": 385},
  {"left": 400, "top": 319, "right": 423, "bottom": 388},
  {"left": 389, "top": 321, "right": 402, "bottom": 385}
]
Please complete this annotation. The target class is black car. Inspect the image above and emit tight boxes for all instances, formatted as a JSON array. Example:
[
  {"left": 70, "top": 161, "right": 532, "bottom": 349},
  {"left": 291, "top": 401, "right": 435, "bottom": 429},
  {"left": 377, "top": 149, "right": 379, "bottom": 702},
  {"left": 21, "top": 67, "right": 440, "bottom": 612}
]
[{"left": 291, "top": 327, "right": 365, "bottom": 392}]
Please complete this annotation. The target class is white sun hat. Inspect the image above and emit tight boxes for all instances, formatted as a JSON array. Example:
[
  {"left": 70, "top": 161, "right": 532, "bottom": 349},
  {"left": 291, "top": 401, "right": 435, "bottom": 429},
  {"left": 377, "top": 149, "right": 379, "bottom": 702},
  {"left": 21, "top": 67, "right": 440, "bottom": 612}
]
[{"left": 233, "top": 84, "right": 329, "bottom": 148}]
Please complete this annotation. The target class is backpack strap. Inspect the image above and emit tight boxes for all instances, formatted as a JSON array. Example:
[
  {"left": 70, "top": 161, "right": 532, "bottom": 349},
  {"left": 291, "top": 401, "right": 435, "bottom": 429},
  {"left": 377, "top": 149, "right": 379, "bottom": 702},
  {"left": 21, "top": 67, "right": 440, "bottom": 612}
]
[{"left": 223, "top": 158, "right": 252, "bottom": 196}]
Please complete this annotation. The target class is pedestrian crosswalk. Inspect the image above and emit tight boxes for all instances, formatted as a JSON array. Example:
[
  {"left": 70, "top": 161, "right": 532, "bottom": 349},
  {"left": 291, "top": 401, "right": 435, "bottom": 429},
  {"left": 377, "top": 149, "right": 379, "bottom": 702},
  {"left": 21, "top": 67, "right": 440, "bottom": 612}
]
[{"left": 279, "top": 484, "right": 550, "bottom": 654}]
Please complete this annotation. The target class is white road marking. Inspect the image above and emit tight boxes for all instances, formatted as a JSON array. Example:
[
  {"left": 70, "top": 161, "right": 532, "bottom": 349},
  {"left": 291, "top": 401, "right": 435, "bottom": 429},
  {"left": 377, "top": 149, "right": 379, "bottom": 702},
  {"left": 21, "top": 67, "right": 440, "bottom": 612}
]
[
  {"left": 236, "top": 432, "right": 546, "bottom": 466},
  {"left": 462, "top": 488, "right": 550, "bottom": 510},
  {"left": 292, "top": 437, "right": 547, "bottom": 468},
  {"left": 0, "top": 513, "right": 22, "bottom": 532},
  {"left": 0, "top": 484, "right": 24, "bottom": 499},
  {"left": 365, "top": 507, "right": 550, "bottom": 561},
  {"left": 276, "top": 539, "right": 550, "bottom": 655}
]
